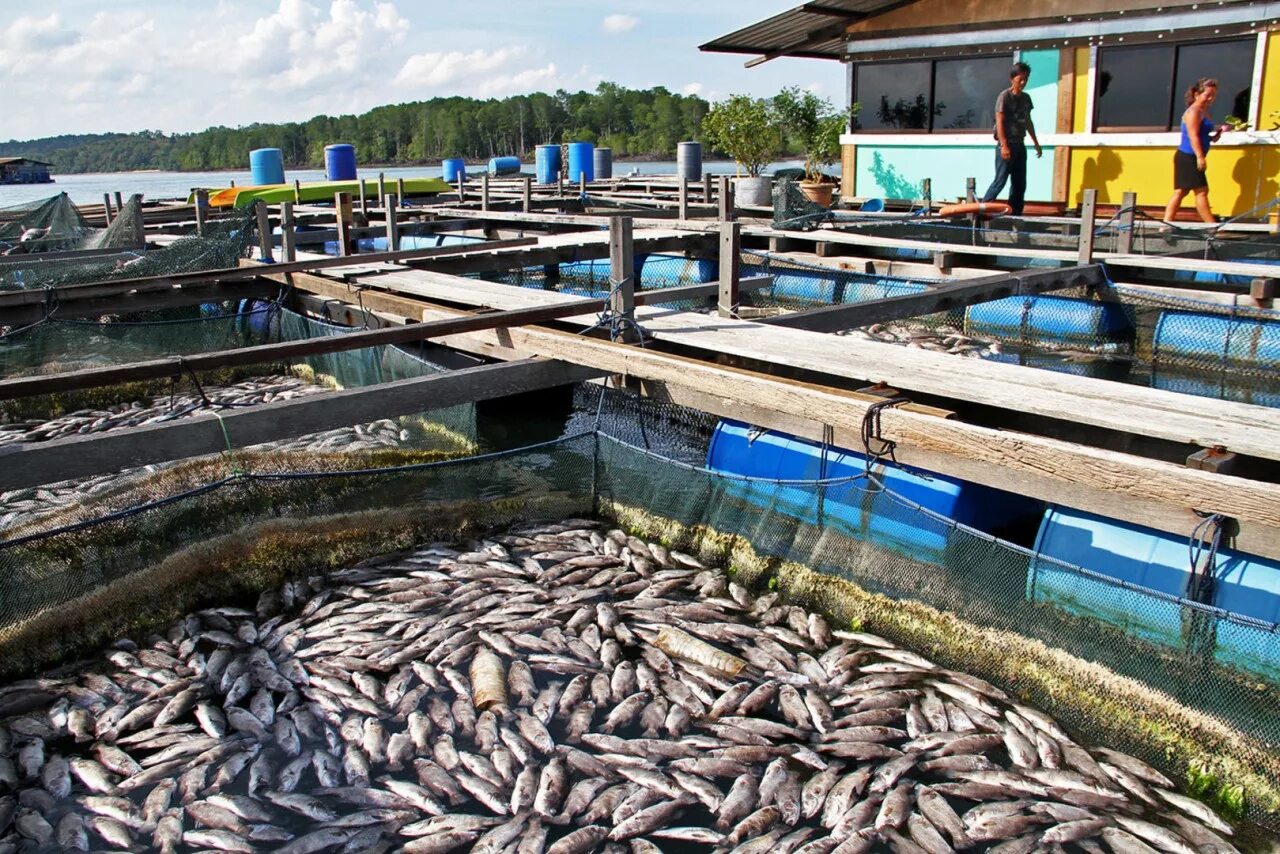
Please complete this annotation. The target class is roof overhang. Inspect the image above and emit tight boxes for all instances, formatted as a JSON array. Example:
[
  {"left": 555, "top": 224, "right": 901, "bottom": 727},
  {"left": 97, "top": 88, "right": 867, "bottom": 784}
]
[
  {"left": 699, "top": 0, "right": 915, "bottom": 66},
  {"left": 701, "top": 0, "right": 1280, "bottom": 66}
]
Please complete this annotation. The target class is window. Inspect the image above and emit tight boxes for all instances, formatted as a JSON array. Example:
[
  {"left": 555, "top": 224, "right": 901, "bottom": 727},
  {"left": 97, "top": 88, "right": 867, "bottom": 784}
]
[
  {"left": 1095, "top": 37, "right": 1255, "bottom": 131},
  {"left": 853, "top": 55, "right": 1012, "bottom": 133}
]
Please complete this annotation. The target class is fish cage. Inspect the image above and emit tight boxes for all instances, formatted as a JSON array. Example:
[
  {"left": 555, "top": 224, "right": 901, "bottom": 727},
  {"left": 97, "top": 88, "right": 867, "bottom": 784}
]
[{"left": 0, "top": 380, "right": 1276, "bottom": 842}]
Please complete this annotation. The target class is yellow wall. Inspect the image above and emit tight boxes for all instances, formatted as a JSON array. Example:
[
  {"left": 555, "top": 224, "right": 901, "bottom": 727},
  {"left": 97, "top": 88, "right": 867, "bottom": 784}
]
[
  {"left": 1072, "top": 47, "right": 1090, "bottom": 134},
  {"left": 1067, "top": 146, "right": 1280, "bottom": 215},
  {"left": 1261, "top": 31, "right": 1280, "bottom": 129}
]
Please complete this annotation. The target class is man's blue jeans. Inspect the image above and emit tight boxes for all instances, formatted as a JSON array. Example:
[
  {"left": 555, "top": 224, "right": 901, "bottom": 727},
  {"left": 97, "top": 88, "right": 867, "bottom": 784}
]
[{"left": 981, "top": 142, "right": 1027, "bottom": 215}]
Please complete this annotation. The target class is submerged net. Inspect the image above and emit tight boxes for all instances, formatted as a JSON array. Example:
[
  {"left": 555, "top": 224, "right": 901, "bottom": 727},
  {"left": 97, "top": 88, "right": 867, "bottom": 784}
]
[{"left": 0, "top": 383, "right": 1275, "bottom": 828}]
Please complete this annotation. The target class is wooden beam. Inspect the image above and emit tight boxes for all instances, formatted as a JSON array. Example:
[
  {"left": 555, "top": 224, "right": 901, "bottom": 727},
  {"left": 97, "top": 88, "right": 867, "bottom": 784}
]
[
  {"left": 0, "top": 359, "right": 603, "bottom": 491},
  {"left": 608, "top": 217, "right": 638, "bottom": 343},
  {"left": 764, "top": 264, "right": 1103, "bottom": 332},
  {"left": 719, "top": 221, "right": 741, "bottom": 317}
]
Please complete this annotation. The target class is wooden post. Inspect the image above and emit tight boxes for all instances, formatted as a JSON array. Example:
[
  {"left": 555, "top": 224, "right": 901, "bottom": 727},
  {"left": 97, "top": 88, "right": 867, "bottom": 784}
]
[
  {"left": 397, "top": 177, "right": 406, "bottom": 204},
  {"left": 580, "top": 172, "right": 587, "bottom": 197},
  {"left": 102, "top": 193, "right": 114, "bottom": 226},
  {"left": 377, "top": 172, "right": 386, "bottom": 208},
  {"left": 523, "top": 178, "right": 532, "bottom": 213},
  {"left": 294, "top": 179, "right": 302, "bottom": 203},
  {"left": 965, "top": 178, "right": 976, "bottom": 203},
  {"left": 280, "top": 202, "right": 297, "bottom": 263},
  {"left": 608, "top": 216, "right": 638, "bottom": 344},
  {"left": 193, "top": 189, "right": 208, "bottom": 236},
  {"left": 456, "top": 176, "right": 466, "bottom": 204},
  {"left": 718, "top": 175, "right": 735, "bottom": 222},
  {"left": 678, "top": 177, "right": 689, "bottom": 221},
  {"left": 1079, "top": 188, "right": 1097, "bottom": 264},
  {"left": 129, "top": 196, "right": 145, "bottom": 249},
  {"left": 481, "top": 174, "right": 490, "bottom": 211},
  {"left": 255, "top": 201, "right": 273, "bottom": 263},
  {"left": 719, "top": 221, "right": 741, "bottom": 318},
  {"left": 1119, "top": 190, "right": 1137, "bottom": 254},
  {"left": 114, "top": 191, "right": 124, "bottom": 212},
  {"left": 703, "top": 173, "right": 714, "bottom": 204},
  {"left": 359, "top": 181, "right": 370, "bottom": 219},
  {"left": 558, "top": 169, "right": 564, "bottom": 197},
  {"left": 384, "top": 195, "right": 399, "bottom": 252},
  {"left": 335, "top": 191, "right": 354, "bottom": 257},
  {"left": 921, "top": 178, "right": 932, "bottom": 212}
]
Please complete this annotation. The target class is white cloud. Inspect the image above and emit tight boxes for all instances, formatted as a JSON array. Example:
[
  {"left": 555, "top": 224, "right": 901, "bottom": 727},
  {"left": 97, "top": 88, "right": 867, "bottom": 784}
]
[
  {"left": 395, "top": 47, "right": 594, "bottom": 99},
  {"left": 682, "top": 82, "right": 704, "bottom": 96},
  {"left": 601, "top": 14, "right": 638, "bottom": 35}
]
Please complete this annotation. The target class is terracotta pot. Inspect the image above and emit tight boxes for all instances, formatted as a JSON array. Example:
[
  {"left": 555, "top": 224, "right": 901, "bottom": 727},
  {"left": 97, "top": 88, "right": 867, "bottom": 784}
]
[{"left": 799, "top": 181, "right": 836, "bottom": 207}]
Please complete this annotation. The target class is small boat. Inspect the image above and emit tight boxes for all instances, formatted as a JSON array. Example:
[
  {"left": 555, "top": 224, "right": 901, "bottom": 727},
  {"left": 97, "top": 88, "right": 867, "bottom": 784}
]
[{"left": 195, "top": 177, "right": 453, "bottom": 208}]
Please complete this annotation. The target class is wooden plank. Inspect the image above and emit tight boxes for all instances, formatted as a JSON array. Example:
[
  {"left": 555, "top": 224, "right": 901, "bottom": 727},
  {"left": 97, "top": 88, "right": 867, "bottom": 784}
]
[
  {"left": 608, "top": 217, "right": 638, "bottom": 343},
  {"left": 765, "top": 264, "right": 1103, "bottom": 332},
  {"left": 409, "top": 318, "right": 1280, "bottom": 559},
  {"left": 326, "top": 266, "right": 1280, "bottom": 463},
  {"left": 0, "top": 359, "right": 603, "bottom": 491},
  {"left": 719, "top": 221, "right": 741, "bottom": 317},
  {"left": 1078, "top": 188, "right": 1097, "bottom": 263}
]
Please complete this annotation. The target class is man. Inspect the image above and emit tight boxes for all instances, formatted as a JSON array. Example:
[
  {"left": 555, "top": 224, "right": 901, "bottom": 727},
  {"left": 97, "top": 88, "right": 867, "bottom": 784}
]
[{"left": 981, "top": 61, "right": 1042, "bottom": 216}]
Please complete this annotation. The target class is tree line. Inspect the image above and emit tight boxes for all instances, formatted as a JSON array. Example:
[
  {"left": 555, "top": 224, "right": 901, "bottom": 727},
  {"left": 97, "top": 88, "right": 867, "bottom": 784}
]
[{"left": 0, "top": 84, "right": 712, "bottom": 174}]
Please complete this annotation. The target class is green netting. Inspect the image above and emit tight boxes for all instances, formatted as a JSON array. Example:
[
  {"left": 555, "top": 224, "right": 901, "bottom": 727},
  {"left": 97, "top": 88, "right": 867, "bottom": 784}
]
[
  {"left": 0, "top": 193, "right": 93, "bottom": 252},
  {"left": 0, "top": 202, "right": 255, "bottom": 291},
  {"left": 0, "top": 385, "right": 1276, "bottom": 829}
]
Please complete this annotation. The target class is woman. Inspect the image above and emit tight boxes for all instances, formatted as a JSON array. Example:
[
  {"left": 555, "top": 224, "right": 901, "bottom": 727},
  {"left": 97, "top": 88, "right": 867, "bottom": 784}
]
[{"left": 1163, "top": 78, "right": 1227, "bottom": 224}]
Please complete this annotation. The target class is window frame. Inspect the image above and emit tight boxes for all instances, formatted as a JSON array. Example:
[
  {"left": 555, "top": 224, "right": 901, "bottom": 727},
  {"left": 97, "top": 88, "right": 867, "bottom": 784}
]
[
  {"left": 851, "top": 54, "right": 1011, "bottom": 135},
  {"left": 1092, "top": 35, "right": 1256, "bottom": 133}
]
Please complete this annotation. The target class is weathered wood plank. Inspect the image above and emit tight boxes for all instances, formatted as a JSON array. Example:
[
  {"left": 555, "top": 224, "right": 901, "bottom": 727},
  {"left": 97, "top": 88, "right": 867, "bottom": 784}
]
[{"left": 0, "top": 359, "right": 603, "bottom": 491}]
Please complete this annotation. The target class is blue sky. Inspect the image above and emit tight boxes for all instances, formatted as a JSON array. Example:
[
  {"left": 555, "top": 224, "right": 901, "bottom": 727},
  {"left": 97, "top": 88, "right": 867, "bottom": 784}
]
[{"left": 0, "top": 1, "right": 844, "bottom": 140}]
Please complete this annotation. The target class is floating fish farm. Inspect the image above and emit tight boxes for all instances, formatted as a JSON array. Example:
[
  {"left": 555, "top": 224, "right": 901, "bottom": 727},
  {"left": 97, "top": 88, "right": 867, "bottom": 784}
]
[{"left": 0, "top": 168, "right": 1276, "bottom": 853}]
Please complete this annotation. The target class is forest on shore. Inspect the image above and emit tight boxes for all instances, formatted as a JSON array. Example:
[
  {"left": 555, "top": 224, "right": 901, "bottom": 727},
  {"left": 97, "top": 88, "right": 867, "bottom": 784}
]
[{"left": 0, "top": 84, "right": 712, "bottom": 174}]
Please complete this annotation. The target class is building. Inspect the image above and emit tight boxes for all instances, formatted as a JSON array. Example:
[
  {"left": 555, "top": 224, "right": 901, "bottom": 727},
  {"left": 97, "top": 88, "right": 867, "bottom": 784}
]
[
  {"left": 0, "top": 158, "right": 54, "bottom": 185},
  {"left": 701, "top": 1, "right": 1280, "bottom": 216}
]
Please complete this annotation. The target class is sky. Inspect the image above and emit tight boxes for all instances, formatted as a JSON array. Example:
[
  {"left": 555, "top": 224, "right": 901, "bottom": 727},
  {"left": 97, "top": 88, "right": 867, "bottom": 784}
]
[{"left": 0, "top": 0, "right": 844, "bottom": 141}]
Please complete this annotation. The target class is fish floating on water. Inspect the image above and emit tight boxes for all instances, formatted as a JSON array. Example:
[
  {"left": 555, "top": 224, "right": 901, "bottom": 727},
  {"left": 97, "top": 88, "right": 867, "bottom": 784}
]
[{"left": 0, "top": 518, "right": 1242, "bottom": 852}]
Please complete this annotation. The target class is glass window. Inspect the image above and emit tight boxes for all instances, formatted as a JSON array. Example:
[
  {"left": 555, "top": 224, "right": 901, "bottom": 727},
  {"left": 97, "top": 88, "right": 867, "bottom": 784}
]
[
  {"left": 1173, "top": 40, "right": 1254, "bottom": 124},
  {"left": 1096, "top": 44, "right": 1175, "bottom": 129},
  {"left": 933, "top": 56, "right": 1011, "bottom": 131},
  {"left": 1096, "top": 37, "right": 1255, "bottom": 130},
  {"left": 855, "top": 61, "right": 931, "bottom": 131}
]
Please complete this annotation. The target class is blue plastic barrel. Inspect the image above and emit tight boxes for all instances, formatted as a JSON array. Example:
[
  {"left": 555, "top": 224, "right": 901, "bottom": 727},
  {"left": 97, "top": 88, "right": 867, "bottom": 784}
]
[
  {"left": 324, "top": 144, "right": 357, "bottom": 181},
  {"left": 566, "top": 142, "right": 594, "bottom": 183},
  {"left": 1031, "top": 506, "right": 1280, "bottom": 679},
  {"left": 488, "top": 156, "right": 522, "bottom": 176},
  {"left": 594, "top": 147, "right": 613, "bottom": 180},
  {"left": 535, "top": 145, "right": 560, "bottom": 184},
  {"left": 706, "top": 421, "right": 1039, "bottom": 564},
  {"left": 249, "top": 148, "right": 285, "bottom": 186},
  {"left": 1153, "top": 311, "right": 1280, "bottom": 371},
  {"left": 966, "top": 295, "right": 1132, "bottom": 346},
  {"left": 442, "top": 158, "right": 466, "bottom": 183}
]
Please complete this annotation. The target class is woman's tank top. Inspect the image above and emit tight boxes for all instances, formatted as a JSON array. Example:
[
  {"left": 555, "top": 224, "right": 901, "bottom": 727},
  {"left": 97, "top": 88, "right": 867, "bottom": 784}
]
[{"left": 1178, "top": 115, "right": 1213, "bottom": 155}]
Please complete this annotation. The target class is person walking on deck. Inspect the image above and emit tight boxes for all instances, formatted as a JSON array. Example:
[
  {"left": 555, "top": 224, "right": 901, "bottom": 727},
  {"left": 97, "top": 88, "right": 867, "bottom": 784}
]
[
  {"left": 981, "top": 62, "right": 1042, "bottom": 216},
  {"left": 1163, "top": 78, "right": 1226, "bottom": 224}
]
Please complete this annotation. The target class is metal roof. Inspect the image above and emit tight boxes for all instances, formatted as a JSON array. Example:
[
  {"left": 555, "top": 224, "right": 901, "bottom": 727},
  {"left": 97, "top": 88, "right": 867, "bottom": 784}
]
[
  {"left": 699, "top": 0, "right": 915, "bottom": 65},
  {"left": 0, "top": 158, "right": 52, "bottom": 167}
]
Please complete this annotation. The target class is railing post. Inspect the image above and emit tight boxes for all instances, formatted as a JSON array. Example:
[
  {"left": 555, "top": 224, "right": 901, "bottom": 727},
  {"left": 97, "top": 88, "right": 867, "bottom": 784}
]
[
  {"left": 456, "top": 174, "right": 466, "bottom": 204},
  {"left": 965, "top": 177, "right": 976, "bottom": 203},
  {"left": 396, "top": 177, "right": 406, "bottom": 204},
  {"left": 102, "top": 193, "right": 114, "bottom": 226},
  {"left": 718, "top": 175, "right": 735, "bottom": 222},
  {"left": 281, "top": 202, "right": 297, "bottom": 262},
  {"left": 481, "top": 174, "right": 490, "bottom": 211},
  {"left": 294, "top": 179, "right": 302, "bottom": 203},
  {"left": 113, "top": 191, "right": 124, "bottom": 213},
  {"left": 359, "top": 180, "right": 369, "bottom": 219},
  {"left": 1079, "top": 188, "right": 1097, "bottom": 264},
  {"left": 703, "top": 173, "right": 714, "bottom": 205},
  {"left": 255, "top": 201, "right": 274, "bottom": 262},
  {"left": 129, "top": 195, "right": 145, "bottom": 249},
  {"left": 1119, "top": 190, "right": 1137, "bottom": 254},
  {"left": 719, "top": 221, "right": 741, "bottom": 318},
  {"left": 608, "top": 216, "right": 638, "bottom": 343},
  {"left": 385, "top": 194, "right": 399, "bottom": 252},
  {"left": 523, "top": 178, "right": 532, "bottom": 213},
  {"left": 335, "top": 191, "right": 354, "bottom": 256},
  {"left": 678, "top": 176, "right": 689, "bottom": 221},
  {"left": 377, "top": 172, "right": 386, "bottom": 209},
  {"left": 193, "top": 189, "right": 208, "bottom": 236},
  {"left": 921, "top": 178, "right": 932, "bottom": 212}
]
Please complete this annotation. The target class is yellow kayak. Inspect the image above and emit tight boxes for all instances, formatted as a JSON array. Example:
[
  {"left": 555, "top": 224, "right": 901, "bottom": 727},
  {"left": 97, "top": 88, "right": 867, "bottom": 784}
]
[{"left": 197, "top": 177, "right": 452, "bottom": 208}]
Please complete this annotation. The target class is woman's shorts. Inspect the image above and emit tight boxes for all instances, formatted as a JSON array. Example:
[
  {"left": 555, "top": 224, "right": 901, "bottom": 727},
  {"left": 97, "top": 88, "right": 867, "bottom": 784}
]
[{"left": 1174, "top": 150, "right": 1208, "bottom": 191}]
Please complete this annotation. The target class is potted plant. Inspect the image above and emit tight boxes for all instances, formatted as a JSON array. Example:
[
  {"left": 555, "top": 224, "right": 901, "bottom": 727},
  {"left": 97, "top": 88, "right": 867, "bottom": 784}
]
[
  {"left": 773, "top": 86, "right": 858, "bottom": 207},
  {"left": 700, "top": 94, "right": 781, "bottom": 207}
]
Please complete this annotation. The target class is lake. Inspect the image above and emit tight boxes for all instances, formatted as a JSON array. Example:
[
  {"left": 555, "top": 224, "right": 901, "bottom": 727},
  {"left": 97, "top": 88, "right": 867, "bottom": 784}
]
[{"left": 0, "top": 159, "right": 812, "bottom": 207}]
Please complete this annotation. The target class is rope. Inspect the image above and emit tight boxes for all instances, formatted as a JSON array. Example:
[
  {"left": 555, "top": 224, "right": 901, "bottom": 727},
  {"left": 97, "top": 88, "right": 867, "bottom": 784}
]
[
  {"left": 860, "top": 396, "right": 910, "bottom": 474},
  {"left": 1187, "top": 510, "right": 1225, "bottom": 604}
]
